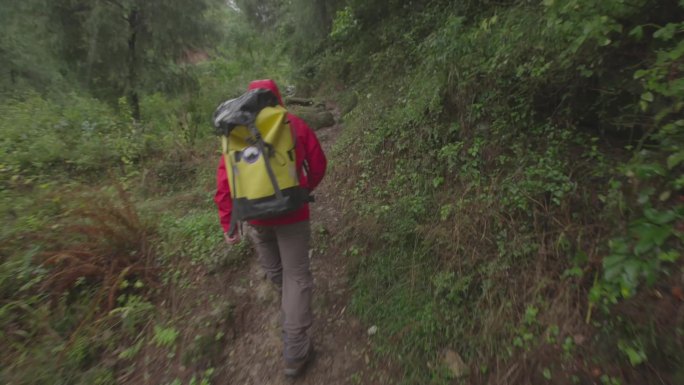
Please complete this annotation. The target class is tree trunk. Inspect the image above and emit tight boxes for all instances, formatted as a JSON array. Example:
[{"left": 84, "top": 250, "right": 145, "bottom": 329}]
[
  {"left": 127, "top": 8, "right": 141, "bottom": 121},
  {"left": 318, "top": 1, "right": 329, "bottom": 34}
]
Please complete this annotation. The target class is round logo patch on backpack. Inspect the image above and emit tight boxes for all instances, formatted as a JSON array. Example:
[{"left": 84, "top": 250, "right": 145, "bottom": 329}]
[{"left": 243, "top": 146, "right": 261, "bottom": 164}]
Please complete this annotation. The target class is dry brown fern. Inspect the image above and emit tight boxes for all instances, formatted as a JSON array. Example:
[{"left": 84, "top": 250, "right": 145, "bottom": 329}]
[{"left": 40, "top": 184, "right": 158, "bottom": 312}]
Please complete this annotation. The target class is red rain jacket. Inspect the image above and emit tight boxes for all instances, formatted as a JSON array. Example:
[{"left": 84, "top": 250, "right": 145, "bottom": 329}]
[{"left": 214, "top": 79, "right": 327, "bottom": 232}]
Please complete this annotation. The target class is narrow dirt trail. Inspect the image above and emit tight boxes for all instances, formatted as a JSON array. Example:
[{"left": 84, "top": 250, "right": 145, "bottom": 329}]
[{"left": 210, "top": 105, "right": 395, "bottom": 385}]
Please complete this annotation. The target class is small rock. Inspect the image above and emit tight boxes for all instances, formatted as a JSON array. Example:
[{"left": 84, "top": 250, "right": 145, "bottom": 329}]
[
  {"left": 231, "top": 286, "right": 247, "bottom": 296},
  {"left": 367, "top": 325, "right": 378, "bottom": 336},
  {"left": 255, "top": 281, "right": 278, "bottom": 303},
  {"left": 441, "top": 349, "right": 469, "bottom": 378}
]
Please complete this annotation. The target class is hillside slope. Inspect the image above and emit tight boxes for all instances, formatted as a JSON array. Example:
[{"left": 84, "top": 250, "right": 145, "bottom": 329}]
[{"left": 303, "top": 0, "right": 684, "bottom": 383}]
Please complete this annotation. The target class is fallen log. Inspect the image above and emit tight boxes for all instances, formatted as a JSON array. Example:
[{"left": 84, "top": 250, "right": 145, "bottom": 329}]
[
  {"left": 289, "top": 106, "right": 335, "bottom": 130},
  {"left": 285, "top": 97, "right": 315, "bottom": 106}
]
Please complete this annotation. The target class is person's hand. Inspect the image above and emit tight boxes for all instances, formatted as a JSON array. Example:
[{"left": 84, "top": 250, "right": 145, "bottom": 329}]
[{"left": 224, "top": 232, "right": 240, "bottom": 245}]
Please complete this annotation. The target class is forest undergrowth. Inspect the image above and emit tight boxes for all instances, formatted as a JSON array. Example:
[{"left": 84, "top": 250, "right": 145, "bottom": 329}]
[
  {"left": 311, "top": 0, "right": 684, "bottom": 384},
  {"left": 2, "top": 0, "right": 683, "bottom": 384},
  {"left": 0, "top": 2, "right": 281, "bottom": 383}
]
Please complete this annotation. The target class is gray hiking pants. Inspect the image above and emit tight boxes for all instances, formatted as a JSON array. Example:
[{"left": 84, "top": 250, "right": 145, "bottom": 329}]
[{"left": 247, "top": 221, "right": 312, "bottom": 362}]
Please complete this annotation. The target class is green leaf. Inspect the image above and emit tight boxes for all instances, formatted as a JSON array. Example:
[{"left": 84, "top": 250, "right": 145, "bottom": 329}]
[
  {"left": 573, "top": 251, "right": 589, "bottom": 265},
  {"left": 603, "top": 254, "right": 626, "bottom": 269},
  {"left": 638, "top": 187, "right": 655, "bottom": 204},
  {"left": 623, "top": 260, "right": 640, "bottom": 285},
  {"left": 562, "top": 266, "right": 584, "bottom": 278},
  {"left": 643, "top": 259, "right": 659, "bottom": 286},
  {"left": 634, "top": 69, "right": 649, "bottom": 79},
  {"left": 524, "top": 306, "right": 538, "bottom": 324},
  {"left": 153, "top": 325, "right": 179, "bottom": 348},
  {"left": 653, "top": 23, "right": 678, "bottom": 41},
  {"left": 658, "top": 251, "right": 680, "bottom": 262},
  {"left": 659, "top": 191, "right": 672, "bottom": 202},
  {"left": 118, "top": 339, "right": 144, "bottom": 359},
  {"left": 603, "top": 254, "right": 626, "bottom": 281},
  {"left": 667, "top": 151, "right": 684, "bottom": 169},
  {"left": 629, "top": 25, "right": 644, "bottom": 39},
  {"left": 618, "top": 340, "right": 647, "bottom": 366},
  {"left": 543, "top": 368, "right": 552, "bottom": 380},
  {"left": 632, "top": 223, "right": 672, "bottom": 254},
  {"left": 634, "top": 164, "right": 666, "bottom": 179},
  {"left": 675, "top": 176, "right": 684, "bottom": 190},
  {"left": 432, "top": 176, "right": 444, "bottom": 188},
  {"left": 626, "top": 348, "right": 646, "bottom": 365},
  {"left": 609, "top": 239, "right": 630, "bottom": 254},
  {"left": 620, "top": 283, "right": 635, "bottom": 298},
  {"left": 513, "top": 336, "right": 523, "bottom": 347},
  {"left": 641, "top": 92, "right": 654, "bottom": 102},
  {"left": 643, "top": 208, "right": 676, "bottom": 225},
  {"left": 604, "top": 266, "right": 623, "bottom": 282}
]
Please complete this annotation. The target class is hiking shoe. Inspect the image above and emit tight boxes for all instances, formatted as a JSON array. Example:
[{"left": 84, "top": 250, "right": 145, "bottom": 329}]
[{"left": 284, "top": 344, "right": 315, "bottom": 378}]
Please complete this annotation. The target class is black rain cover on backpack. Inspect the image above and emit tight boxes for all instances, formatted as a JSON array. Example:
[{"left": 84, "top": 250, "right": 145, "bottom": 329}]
[{"left": 212, "top": 88, "right": 280, "bottom": 135}]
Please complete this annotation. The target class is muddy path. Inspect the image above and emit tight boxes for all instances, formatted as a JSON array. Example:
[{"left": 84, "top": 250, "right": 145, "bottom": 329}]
[{"left": 208, "top": 105, "right": 396, "bottom": 385}]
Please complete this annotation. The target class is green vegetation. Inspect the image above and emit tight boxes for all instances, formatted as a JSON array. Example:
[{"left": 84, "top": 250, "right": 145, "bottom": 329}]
[
  {"left": 0, "top": 1, "right": 264, "bottom": 383},
  {"left": 2, "top": 0, "right": 683, "bottom": 384},
  {"left": 290, "top": 0, "right": 684, "bottom": 383}
]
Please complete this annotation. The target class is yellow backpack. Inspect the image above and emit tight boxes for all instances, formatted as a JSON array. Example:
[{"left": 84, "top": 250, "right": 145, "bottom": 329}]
[{"left": 213, "top": 89, "right": 309, "bottom": 231}]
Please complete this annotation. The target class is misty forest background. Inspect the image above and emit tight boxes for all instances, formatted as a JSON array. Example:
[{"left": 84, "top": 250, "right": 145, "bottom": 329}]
[{"left": 1, "top": 0, "right": 683, "bottom": 384}]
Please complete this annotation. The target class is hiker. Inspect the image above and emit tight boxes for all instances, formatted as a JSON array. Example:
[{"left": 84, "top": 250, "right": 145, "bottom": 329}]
[{"left": 213, "top": 79, "right": 327, "bottom": 377}]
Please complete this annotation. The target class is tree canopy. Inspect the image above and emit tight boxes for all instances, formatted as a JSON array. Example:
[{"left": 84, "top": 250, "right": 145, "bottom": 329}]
[{"left": 1, "top": 0, "right": 222, "bottom": 118}]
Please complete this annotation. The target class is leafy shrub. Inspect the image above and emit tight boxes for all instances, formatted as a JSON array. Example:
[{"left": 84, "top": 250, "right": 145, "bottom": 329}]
[
  {"left": 320, "top": 0, "right": 684, "bottom": 383},
  {"left": 158, "top": 209, "right": 251, "bottom": 271},
  {"left": 0, "top": 93, "right": 140, "bottom": 179}
]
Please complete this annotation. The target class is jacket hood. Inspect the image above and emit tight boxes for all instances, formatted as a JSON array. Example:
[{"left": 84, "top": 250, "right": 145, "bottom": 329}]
[{"left": 247, "top": 79, "right": 284, "bottom": 106}]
